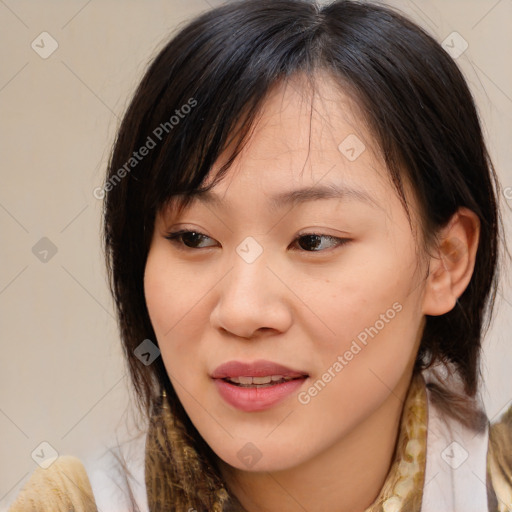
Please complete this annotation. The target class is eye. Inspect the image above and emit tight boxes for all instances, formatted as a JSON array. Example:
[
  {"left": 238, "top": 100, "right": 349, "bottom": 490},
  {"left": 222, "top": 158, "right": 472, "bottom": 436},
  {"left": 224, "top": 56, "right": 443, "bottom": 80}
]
[
  {"left": 164, "top": 230, "right": 218, "bottom": 249},
  {"left": 291, "top": 233, "right": 350, "bottom": 252},
  {"left": 164, "top": 230, "right": 350, "bottom": 253}
]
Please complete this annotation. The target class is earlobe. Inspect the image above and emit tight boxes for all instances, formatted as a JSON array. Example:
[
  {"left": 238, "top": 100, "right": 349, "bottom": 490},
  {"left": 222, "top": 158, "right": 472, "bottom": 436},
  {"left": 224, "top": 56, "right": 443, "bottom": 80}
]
[{"left": 422, "top": 207, "right": 480, "bottom": 316}]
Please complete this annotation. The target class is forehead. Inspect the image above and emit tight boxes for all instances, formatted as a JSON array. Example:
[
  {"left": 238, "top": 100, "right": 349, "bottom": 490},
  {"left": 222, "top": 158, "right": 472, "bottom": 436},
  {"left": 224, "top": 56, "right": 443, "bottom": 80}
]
[{"left": 198, "top": 72, "right": 391, "bottom": 206}]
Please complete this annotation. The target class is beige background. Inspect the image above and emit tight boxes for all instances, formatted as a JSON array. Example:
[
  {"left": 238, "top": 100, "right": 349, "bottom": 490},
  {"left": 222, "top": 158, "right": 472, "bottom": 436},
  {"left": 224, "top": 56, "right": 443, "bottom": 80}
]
[{"left": 1, "top": 0, "right": 511, "bottom": 506}]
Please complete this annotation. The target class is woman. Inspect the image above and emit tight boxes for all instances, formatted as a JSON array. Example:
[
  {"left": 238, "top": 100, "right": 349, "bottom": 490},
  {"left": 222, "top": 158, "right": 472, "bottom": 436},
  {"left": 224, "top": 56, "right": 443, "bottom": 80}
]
[{"left": 9, "top": 0, "right": 512, "bottom": 510}]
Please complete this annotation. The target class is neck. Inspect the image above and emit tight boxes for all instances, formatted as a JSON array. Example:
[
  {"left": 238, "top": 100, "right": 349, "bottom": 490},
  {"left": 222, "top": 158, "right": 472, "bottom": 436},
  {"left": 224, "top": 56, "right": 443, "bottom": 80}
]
[{"left": 216, "top": 370, "right": 414, "bottom": 512}]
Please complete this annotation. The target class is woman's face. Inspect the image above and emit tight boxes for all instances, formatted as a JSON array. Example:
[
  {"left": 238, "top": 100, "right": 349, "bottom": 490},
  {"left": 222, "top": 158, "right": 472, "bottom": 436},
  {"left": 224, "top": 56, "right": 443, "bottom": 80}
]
[{"left": 144, "top": 74, "right": 429, "bottom": 472}]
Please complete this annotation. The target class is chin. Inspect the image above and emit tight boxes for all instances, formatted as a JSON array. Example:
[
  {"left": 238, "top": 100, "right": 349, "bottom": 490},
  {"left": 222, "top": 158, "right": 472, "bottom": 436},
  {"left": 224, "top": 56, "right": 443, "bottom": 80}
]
[{"left": 211, "top": 438, "right": 310, "bottom": 473}]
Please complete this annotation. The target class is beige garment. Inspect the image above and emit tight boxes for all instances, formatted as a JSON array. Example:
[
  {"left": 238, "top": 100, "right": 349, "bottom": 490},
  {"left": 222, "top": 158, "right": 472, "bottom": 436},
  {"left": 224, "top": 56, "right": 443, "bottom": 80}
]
[
  {"left": 8, "top": 455, "right": 98, "bottom": 512},
  {"left": 488, "top": 404, "right": 512, "bottom": 511}
]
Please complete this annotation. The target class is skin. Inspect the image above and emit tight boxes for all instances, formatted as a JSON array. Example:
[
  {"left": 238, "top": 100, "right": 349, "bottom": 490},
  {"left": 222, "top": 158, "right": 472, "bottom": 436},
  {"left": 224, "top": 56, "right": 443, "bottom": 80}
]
[{"left": 144, "top": 72, "right": 480, "bottom": 512}]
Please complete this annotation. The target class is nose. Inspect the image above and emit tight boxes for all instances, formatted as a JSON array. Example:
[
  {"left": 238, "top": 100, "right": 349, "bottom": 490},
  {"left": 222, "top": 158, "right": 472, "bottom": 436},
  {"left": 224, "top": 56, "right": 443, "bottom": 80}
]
[{"left": 210, "top": 252, "right": 293, "bottom": 339}]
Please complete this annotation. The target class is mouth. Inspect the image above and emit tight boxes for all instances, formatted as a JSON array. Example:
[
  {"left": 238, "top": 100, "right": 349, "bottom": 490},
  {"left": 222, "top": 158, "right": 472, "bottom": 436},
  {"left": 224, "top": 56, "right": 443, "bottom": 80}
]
[
  {"left": 221, "top": 375, "right": 305, "bottom": 388},
  {"left": 210, "top": 360, "right": 309, "bottom": 412},
  {"left": 210, "top": 359, "right": 308, "bottom": 381}
]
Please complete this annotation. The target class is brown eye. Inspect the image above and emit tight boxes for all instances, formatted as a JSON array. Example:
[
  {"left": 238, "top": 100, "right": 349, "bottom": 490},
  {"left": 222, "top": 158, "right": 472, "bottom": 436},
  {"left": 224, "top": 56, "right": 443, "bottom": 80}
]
[
  {"left": 164, "top": 230, "right": 218, "bottom": 249},
  {"left": 293, "top": 234, "right": 349, "bottom": 252}
]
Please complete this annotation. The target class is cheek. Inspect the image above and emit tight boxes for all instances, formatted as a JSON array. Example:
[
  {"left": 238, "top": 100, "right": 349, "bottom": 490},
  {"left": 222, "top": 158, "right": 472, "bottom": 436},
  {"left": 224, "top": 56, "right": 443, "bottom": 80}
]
[
  {"left": 311, "top": 240, "right": 417, "bottom": 338},
  {"left": 302, "top": 240, "right": 424, "bottom": 399},
  {"left": 144, "top": 250, "right": 205, "bottom": 337},
  {"left": 144, "top": 253, "right": 190, "bottom": 362},
  {"left": 296, "top": 289, "right": 421, "bottom": 448},
  {"left": 144, "top": 249, "right": 216, "bottom": 386}
]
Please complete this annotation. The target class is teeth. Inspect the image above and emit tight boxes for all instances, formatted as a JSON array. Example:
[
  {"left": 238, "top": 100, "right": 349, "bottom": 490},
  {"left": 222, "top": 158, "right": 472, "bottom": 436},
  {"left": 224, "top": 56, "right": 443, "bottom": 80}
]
[
  {"left": 227, "top": 375, "right": 295, "bottom": 385},
  {"left": 252, "top": 376, "right": 272, "bottom": 385}
]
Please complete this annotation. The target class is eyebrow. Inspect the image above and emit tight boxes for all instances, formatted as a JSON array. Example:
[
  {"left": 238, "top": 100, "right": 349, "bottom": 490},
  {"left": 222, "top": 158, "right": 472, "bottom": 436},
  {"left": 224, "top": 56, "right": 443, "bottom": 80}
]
[{"left": 186, "top": 183, "right": 379, "bottom": 211}]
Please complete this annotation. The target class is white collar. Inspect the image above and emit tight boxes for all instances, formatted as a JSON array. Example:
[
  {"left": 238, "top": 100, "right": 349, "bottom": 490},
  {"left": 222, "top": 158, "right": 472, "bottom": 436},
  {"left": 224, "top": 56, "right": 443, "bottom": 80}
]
[{"left": 421, "top": 385, "right": 489, "bottom": 512}]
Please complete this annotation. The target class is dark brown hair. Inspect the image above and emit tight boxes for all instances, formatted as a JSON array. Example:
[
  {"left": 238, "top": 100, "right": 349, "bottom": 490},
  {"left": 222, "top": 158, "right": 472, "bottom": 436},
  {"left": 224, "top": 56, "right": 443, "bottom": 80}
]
[{"left": 102, "top": 0, "right": 503, "bottom": 507}]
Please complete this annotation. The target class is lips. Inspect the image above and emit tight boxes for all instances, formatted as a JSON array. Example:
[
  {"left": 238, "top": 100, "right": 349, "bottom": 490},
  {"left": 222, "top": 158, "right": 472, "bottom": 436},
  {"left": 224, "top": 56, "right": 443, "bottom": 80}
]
[
  {"left": 211, "top": 360, "right": 309, "bottom": 412},
  {"left": 210, "top": 359, "right": 308, "bottom": 380}
]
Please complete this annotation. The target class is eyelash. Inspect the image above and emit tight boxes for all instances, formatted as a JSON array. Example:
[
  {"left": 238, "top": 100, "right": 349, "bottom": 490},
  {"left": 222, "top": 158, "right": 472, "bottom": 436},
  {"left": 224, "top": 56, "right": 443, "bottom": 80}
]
[{"left": 164, "top": 229, "right": 350, "bottom": 253}]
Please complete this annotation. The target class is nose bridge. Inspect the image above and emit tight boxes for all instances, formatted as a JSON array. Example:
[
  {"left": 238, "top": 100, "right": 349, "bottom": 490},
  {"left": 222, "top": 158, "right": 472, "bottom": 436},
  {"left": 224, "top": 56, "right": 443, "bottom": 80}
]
[
  {"left": 211, "top": 237, "right": 292, "bottom": 337},
  {"left": 225, "top": 239, "right": 270, "bottom": 301}
]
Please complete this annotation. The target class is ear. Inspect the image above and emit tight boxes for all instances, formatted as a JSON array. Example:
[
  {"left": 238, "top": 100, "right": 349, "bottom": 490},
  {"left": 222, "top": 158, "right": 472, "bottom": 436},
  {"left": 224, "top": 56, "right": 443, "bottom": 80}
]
[{"left": 422, "top": 207, "right": 480, "bottom": 316}]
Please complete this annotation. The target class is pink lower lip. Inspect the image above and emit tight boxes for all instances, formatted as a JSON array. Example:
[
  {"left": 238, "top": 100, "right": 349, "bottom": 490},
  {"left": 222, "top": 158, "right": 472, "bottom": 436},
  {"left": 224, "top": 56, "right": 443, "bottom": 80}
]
[{"left": 213, "top": 377, "right": 307, "bottom": 412}]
